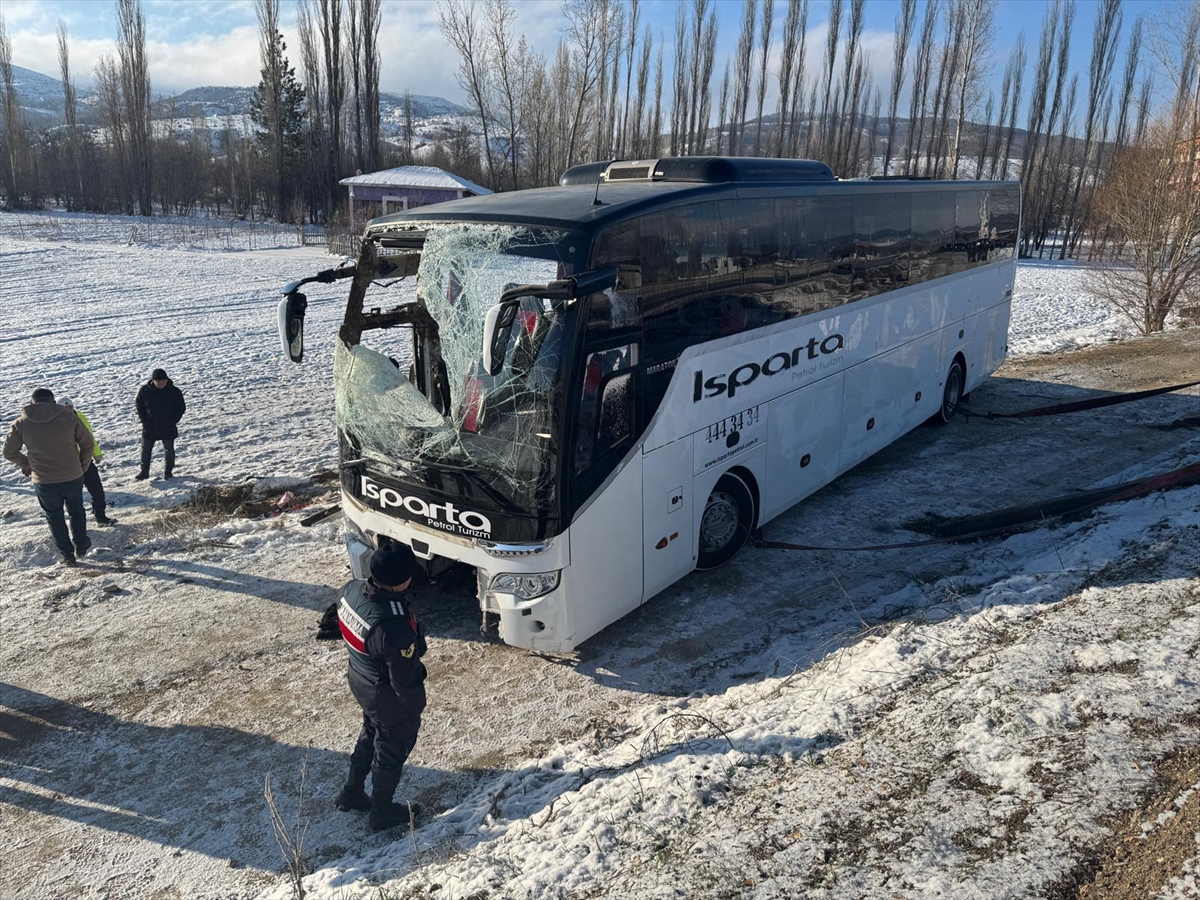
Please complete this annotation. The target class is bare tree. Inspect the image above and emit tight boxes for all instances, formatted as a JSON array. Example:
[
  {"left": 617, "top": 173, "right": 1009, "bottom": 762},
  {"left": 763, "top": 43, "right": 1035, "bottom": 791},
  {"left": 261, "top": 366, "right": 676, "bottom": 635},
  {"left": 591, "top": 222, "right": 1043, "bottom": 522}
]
[
  {"left": 811, "top": 0, "right": 842, "bottom": 160},
  {"left": 631, "top": 25, "right": 652, "bottom": 156},
  {"left": 297, "top": 0, "right": 326, "bottom": 220},
  {"left": 117, "top": 0, "right": 152, "bottom": 216},
  {"left": 685, "top": 0, "right": 713, "bottom": 155},
  {"left": 995, "top": 35, "right": 1026, "bottom": 179},
  {"left": 57, "top": 21, "right": 84, "bottom": 207},
  {"left": 949, "top": 0, "right": 997, "bottom": 178},
  {"left": 319, "top": 0, "right": 346, "bottom": 206},
  {"left": 651, "top": 42, "right": 664, "bottom": 156},
  {"left": 1060, "top": 0, "right": 1122, "bottom": 257},
  {"left": 254, "top": 0, "right": 288, "bottom": 219},
  {"left": 1112, "top": 15, "right": 1143, "bottom": 154},
  {"left": 619, "top": 0, "right": 641, "bottom": 156},
  {"left": 440, "top": 0, "right": 497, "bottom": 185},
  {"left": 1089, "top": 114, "right": 1200, "bottom": 333},
  {"left": 347, "top": 0, "right": 363, "bottom": 171},
  {"left": 716, "top": 60, "right": 731, "bottom": 154},
  {"left": 670, "top": 3, "right": 688, "bottom": 155},
  {"left": 562, "top": 0, "right": 611, "bottom": 166},
  {"left": 361, "top": 0, "right": 381, "bottom": 172},
  {"left": 774, "top": 0, "right": 808, "bottom": 158},
  {"left": 832, "top": 0, "right": 865, "bottom": 170},
  {"left": 883, "top": 0, "right": 916, "bottom": 175},
  {"left": 730, "top": 0, "right": 756, "bottom": 155},
  {"left": 753, "top": 0, "right": 774, "bottom": 154},
  {"left": 0, "top": 12, "right": 27, "bottom": 206},
  {"left": 694, "top": 7, "right": 718, "bottom": 153},
  {"left": 487, "top": 0, "right": 525, "bottom": 189},
  {"left": 905, "top": 0, "right": 939, "bottom": 174}
]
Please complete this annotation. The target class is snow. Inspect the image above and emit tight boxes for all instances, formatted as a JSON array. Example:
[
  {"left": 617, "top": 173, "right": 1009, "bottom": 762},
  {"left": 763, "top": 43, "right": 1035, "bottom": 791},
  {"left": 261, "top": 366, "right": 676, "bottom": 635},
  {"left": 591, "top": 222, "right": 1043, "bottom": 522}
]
[{"left": 2, "top": 213, "right": 1199, "bottom": 899}]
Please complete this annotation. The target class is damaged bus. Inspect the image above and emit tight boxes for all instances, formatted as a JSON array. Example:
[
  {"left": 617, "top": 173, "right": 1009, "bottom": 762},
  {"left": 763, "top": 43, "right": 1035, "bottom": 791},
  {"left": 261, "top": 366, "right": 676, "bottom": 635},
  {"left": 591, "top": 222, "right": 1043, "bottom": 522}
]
[{"left": 278, "top": 157, "right": 1020, "bottom": 653}]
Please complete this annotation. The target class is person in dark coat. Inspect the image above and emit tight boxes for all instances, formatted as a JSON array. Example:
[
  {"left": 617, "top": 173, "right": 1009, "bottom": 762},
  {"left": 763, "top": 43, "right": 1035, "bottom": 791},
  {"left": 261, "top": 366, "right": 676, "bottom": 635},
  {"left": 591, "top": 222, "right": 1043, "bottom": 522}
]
[
  {"left": 135, "top": 368, "right": 185, "bottom": 480},
  {"left": 335, "top": 542, "right": 427, "bottom": 831}
]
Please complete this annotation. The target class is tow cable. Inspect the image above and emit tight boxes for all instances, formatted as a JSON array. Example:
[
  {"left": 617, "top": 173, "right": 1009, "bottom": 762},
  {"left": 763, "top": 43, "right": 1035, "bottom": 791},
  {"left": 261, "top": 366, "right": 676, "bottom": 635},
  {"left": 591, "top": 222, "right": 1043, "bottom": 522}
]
[
  {"left": 756, "top": 380, "right": 1200, "bottom": 553},
  {"left": 754, "top": 462, "right": 1200, "bottom": 553},
  {"left": 957, "top": 378, "right": 1200, "bottom": 420}
]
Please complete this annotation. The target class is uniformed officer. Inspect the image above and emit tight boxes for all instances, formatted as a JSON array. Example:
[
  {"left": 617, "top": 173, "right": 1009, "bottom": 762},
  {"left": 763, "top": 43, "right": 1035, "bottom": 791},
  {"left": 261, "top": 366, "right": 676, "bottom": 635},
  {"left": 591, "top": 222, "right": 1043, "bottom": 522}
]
[{"left": 334, "top": 541, "right": 427, "bottom": 830}]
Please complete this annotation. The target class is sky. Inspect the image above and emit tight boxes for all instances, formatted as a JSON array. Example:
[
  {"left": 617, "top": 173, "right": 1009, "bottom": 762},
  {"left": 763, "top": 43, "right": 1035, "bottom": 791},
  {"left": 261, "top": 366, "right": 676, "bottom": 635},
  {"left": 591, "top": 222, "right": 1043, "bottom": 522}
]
[{"left": 2, "top": 0, "right": 1154, "bottom": 117}]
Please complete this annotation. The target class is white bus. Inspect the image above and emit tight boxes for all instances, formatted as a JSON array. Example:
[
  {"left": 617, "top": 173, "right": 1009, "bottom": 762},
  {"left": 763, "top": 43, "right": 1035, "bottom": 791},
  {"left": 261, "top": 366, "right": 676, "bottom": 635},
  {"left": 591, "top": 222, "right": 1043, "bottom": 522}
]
[{"left": 279, "top": 157, "right": 1020, "bottom": 653}]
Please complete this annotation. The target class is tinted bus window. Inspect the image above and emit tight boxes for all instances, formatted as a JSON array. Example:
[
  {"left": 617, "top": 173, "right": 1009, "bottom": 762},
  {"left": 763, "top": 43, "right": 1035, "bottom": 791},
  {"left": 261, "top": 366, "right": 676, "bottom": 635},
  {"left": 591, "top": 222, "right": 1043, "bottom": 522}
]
[
  {"left": 775, "top": 198, "right": 823, "bottom": 319},
  {"left": 854, "top": 192, "right": 911, "bottom": 296},
  {"left": 912, "top": 191, "right": 955, "bottom": 281},
  {"left": 810, "top": 196, "right": 854, "bottom": 307},
  {"left": 957, "top": 189, "right": 989, "bottom": 268},
  {"left": 989, "top": 186, "right": 1020, "bottom": 261}
]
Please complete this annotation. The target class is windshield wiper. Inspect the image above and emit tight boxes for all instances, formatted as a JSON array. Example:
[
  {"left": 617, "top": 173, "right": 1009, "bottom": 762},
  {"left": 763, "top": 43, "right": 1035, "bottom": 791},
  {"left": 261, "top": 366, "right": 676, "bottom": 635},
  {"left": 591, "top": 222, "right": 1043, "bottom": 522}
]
[{"left": 421, "top": 460, "right": 521, "bottom": 516}]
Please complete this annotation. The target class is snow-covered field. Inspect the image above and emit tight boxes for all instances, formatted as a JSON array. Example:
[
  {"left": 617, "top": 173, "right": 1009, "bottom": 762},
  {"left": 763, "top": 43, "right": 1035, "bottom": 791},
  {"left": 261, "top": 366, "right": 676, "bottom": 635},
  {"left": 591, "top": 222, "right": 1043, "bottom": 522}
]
[{"left": 1, "top": 212, "right": 1198, "bottom": 900}]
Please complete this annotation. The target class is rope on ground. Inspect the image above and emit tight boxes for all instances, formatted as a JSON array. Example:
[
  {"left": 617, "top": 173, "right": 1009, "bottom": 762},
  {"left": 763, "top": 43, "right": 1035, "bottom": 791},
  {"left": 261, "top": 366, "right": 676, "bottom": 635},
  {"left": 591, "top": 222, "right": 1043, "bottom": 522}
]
[
  {"left": 754, "top": 462, "right": 1200, "bottom": 553},
  {"left": 958, "top": 379, "right": 1200, "bottom": 421}
]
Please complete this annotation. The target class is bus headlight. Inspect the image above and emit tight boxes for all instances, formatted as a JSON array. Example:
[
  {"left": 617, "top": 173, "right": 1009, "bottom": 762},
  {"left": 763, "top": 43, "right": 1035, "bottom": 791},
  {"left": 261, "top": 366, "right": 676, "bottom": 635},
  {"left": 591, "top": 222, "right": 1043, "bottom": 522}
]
[{"left": 489, "top": 571, "right": 560, "bottom": 600}]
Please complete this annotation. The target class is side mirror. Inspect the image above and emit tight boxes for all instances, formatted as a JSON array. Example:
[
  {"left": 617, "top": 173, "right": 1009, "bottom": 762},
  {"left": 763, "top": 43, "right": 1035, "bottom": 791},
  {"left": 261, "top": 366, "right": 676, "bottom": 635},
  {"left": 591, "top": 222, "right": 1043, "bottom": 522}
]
[
  {"left": 482, "top": 301, "right": 519, "bottom": 376},
  {"left": 277, "top": 291, "right": 308, "bottom": 363},
  {"left": 572, "top": 266, "right": 619, "bottom": 297}
]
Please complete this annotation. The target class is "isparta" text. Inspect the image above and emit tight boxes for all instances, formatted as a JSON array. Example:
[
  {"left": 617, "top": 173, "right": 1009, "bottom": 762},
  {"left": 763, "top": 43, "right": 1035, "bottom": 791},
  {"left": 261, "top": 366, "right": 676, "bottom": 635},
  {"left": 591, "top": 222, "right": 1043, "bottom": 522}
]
[{"left": 693, "top": 334, "right": 845, "bottom": 401}]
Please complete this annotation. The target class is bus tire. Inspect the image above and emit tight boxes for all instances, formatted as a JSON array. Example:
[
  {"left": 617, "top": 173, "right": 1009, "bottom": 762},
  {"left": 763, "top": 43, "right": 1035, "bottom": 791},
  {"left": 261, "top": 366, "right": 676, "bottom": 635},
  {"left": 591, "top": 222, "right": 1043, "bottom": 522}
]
[
  {"left": 696, "top": 472, "right": 756, "bottom": 570},
  {"left": 930, "top": 358, "right": 965, "bottom": 426}
]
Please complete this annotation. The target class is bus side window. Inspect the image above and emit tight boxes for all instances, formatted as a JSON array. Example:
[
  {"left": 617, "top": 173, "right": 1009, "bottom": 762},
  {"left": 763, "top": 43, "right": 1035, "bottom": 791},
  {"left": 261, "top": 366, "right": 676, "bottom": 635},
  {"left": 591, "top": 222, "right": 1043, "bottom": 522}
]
[
  {"left": 957, "top": 189, "right": 987, "bottom": 268},
  {"left": 574, "top": 344, "right": 638, "bottom": 473},
  {"left": 989, "top": 187, "right": 1020, "bottom": 261}
]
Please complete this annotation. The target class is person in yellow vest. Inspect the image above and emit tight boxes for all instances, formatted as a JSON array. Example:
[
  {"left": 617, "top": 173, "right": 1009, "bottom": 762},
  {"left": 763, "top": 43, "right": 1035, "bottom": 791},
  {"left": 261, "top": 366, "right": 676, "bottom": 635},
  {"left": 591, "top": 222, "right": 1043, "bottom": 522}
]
[{"left": 61, "top": 398, "right": 116, "bottom": 526}]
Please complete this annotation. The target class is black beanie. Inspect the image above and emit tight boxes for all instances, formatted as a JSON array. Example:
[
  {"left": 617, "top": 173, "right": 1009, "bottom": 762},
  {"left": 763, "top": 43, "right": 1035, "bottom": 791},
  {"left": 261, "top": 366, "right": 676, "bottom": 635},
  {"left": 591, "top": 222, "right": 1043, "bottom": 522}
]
[
  {"left": 152, "top": 368, "right": 168, "bottom": 380},
  {"left": 370, "top": 542, "right": 417, "bottom": 587},
  {"left": 31, "top": 388, "right": 55, "bottom": 403}
]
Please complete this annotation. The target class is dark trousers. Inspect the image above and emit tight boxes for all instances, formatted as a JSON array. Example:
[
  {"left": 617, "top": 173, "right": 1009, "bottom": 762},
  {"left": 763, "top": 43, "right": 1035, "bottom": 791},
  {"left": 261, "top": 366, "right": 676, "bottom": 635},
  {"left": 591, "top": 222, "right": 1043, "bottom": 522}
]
[
  {"left": 347, "top": 670, "right": 420, "bottom": 804},
  {"left": 82, "top": 462, "right": 106, "bottom": 520},
  {"left": 34, "top": 476, "right": 88, "bottom": 558},
  {"left": 140, "top": 436, "right": 175, "bottom": 475}
]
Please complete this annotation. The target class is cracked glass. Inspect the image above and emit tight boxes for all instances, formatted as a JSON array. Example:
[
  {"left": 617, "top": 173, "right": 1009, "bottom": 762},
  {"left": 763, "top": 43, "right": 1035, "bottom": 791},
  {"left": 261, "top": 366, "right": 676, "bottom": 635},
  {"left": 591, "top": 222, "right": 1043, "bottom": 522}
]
[{"left": 336, "top": 222, "right": 580, "bottom": 506}]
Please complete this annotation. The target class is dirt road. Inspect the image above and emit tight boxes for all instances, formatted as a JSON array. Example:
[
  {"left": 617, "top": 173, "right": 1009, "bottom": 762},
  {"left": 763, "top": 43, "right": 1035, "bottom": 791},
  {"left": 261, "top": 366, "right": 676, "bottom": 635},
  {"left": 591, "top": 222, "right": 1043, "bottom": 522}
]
[{"left": 1, "top": 329, "right": 1196, "bottom": 899}]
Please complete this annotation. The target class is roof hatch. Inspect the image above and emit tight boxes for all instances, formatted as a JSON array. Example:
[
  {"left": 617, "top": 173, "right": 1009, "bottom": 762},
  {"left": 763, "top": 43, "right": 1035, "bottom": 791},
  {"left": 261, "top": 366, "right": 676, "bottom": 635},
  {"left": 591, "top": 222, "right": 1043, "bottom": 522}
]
[{"left": 559, "top": 156, "right": 836, "bottom": 187}]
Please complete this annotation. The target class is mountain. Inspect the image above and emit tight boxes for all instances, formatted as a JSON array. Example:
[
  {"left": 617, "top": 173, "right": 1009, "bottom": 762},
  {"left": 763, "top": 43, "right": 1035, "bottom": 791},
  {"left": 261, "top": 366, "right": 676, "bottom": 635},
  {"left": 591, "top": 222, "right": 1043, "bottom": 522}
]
[
  {"left": 150, "top": 85, "right": 259, "bottom": 120},
  {"left": 8, "top": 64, "right": 471, "bottom": 130},
  {"left": 7, "top": 64, "right": 95, "bottom": 123}
]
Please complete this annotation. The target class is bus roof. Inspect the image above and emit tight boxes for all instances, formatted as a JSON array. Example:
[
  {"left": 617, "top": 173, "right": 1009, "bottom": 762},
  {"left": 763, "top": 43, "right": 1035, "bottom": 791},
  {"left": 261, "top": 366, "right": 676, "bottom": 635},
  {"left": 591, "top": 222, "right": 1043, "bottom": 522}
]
[{"left": 363, "top": 171, "right": 1017, "bottom": 239}]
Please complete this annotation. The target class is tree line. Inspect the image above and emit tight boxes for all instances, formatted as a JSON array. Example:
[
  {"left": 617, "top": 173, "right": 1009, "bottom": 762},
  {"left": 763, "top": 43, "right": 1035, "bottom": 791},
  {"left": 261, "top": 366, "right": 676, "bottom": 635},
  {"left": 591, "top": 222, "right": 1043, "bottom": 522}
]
[
  {"left": 0, "top": 0, "right": 1184, "bottom": 282},
  {"left": 0, "top": 0, "right": 411, "bottom": 224}
]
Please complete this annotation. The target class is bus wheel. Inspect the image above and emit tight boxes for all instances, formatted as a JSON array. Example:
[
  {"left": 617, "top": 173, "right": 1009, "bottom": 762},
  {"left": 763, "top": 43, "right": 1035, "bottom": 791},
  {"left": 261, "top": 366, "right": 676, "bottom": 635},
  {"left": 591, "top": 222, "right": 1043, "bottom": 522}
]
[
  {"left": 931, "top": 359, "right": 965, "bottom": 426},
  {"left": 696, "top": 472, "right": 755, "bottom": 570}
]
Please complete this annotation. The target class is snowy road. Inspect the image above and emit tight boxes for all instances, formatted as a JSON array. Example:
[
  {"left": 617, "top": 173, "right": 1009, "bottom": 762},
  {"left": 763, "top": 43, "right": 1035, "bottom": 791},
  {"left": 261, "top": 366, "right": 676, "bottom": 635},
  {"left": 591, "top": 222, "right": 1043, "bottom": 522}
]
[{"left": 2, "top": 218, "right": 1198, "bottom": 899}]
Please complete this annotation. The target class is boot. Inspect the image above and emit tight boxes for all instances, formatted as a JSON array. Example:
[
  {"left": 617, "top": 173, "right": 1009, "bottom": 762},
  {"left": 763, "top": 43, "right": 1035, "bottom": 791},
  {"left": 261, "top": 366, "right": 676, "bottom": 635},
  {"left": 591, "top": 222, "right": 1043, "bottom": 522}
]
[
  {"left": 368, "top": 800, "right": 420, "bottom": 831},
  {"left": 75, "top": 536, "right": 92, "bottom": 558},
  {"left": 334, "top": 782, "right": 372, "bottom": 812},
  {"left": 135, "top": 471, "right": 149, "bottom": 481}
]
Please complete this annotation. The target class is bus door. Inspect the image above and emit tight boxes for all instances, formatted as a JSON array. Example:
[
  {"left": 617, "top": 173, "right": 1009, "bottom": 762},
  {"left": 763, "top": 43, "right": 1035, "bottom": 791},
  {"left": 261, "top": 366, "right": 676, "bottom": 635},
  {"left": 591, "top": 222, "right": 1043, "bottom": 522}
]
[{"left": 567, "top": 334, "right": 645, "bottom": 641}]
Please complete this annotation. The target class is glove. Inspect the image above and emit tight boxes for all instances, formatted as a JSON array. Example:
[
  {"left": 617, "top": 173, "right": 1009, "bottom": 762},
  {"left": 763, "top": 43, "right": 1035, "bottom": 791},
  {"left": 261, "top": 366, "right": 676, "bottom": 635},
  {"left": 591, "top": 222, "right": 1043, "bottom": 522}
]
[{"left": 20, "top": 465, "right": 32, "bottom": 478}]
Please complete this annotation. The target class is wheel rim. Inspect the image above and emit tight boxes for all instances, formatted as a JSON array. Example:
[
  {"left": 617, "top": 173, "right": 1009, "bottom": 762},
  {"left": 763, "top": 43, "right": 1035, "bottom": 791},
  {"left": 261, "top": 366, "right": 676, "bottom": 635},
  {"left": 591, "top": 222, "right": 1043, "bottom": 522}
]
[
  {"left": 944, "top": 367, "right": 963, "bottom": 417},
  {"left": 700, "top": 491, "right": 740, "bottom": 552}
]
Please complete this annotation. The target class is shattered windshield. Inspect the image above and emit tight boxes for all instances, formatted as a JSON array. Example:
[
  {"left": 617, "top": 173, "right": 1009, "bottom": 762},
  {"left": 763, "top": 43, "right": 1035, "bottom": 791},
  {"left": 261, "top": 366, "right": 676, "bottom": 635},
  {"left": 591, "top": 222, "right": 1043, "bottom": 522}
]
[{"left": 336, "top": 222, "right": 583, "bottom": 509}]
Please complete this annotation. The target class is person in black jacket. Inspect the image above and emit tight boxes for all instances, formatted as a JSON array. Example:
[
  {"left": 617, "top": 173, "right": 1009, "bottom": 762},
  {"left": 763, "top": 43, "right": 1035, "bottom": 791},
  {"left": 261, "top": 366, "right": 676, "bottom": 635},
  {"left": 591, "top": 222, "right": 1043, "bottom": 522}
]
[
  {"left": 135, "top": 368, "right": 185, "bottom": 480},
  {"left": 334, "top": 541, "right": 427, "bottom": 830}
]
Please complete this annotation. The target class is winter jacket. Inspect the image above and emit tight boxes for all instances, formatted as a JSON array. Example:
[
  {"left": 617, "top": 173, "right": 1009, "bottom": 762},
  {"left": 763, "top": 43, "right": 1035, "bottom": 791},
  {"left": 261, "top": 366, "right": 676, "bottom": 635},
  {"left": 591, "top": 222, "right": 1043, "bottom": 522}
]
[
  {"left": 337, "top": 579, "right": 427, "bottom": 722},
  {"left": 76, "top": 410, "right": 103, "bottom": 460},
  {"left": 135, "top": 379, "right": 186, "bottom": 440},
  {"left": 3, "top": 401, "right": 94, "bottom": 484}
]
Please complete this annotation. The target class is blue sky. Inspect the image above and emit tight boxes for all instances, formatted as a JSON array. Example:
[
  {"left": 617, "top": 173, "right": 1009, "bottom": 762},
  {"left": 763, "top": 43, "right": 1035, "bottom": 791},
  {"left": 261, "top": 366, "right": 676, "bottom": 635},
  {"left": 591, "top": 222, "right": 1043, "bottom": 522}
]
[{"left": 4, "top": 0, "right": 1151, "bottom": 118}]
